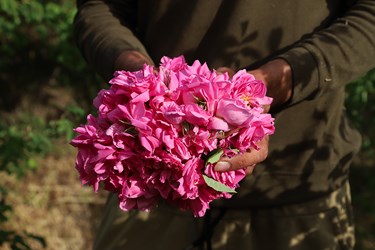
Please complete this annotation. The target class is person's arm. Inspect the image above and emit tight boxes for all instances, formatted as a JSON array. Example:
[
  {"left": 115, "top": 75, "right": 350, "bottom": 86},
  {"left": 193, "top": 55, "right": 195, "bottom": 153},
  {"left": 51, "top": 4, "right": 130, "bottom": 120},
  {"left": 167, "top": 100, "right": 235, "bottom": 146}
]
[
  {"left": 74, "top": 0, "right": 152, "bottom": 80},
  {"left": 216, "top": 0, "right": 375, "bottom": 172},
  {"left": 255, "top": 0, "right": 375, "bottom": 109}
]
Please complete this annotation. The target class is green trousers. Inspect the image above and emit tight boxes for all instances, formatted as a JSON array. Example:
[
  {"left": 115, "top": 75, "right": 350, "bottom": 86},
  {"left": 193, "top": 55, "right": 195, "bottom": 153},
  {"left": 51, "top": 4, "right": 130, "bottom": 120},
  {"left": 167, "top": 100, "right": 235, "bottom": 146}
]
[{"left": 93, "top": 181, "right": 354, "bottom": 250}]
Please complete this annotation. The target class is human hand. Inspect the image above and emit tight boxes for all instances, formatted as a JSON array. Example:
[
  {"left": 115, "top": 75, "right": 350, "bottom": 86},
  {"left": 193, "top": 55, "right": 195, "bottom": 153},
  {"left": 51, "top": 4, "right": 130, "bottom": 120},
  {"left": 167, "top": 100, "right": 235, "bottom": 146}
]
[
  {"left": 214, "top": 59, "right": 292, "bottom": 175},
  {"left": 248, "top": 59, "right": 293, "bottom": 107},
  {"left": 214, "top": 66, "right": 272, "bottom": 175},
  {"left": 218, "top": 59, "right": 293, "bottom": 107},
  {"left": 214, "top": 136, "right": 269, "bottom": 175},
  {"left": 114, "top": 50, "right": 153, "bottom": 72}
]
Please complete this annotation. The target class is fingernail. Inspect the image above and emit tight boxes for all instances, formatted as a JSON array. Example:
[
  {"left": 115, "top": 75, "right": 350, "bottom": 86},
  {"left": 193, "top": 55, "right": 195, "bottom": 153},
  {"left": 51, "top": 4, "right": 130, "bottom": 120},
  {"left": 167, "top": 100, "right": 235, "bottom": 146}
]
[{"left": 214, "top": 162, "right": 231, "bottom": 172}]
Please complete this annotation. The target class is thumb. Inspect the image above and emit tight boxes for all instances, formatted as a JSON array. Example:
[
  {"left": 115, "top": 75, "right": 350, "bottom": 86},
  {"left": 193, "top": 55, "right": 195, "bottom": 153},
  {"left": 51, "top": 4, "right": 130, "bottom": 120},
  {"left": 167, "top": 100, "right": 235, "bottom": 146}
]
[{"left": 214, "top": 136, "right": 269, "bottom": 172}]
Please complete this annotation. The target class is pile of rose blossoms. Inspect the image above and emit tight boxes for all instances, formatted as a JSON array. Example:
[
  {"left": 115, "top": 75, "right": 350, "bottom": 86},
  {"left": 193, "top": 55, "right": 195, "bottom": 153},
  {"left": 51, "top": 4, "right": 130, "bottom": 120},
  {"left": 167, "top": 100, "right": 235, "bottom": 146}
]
[{"left": 70, "top": 55, "right": 275, "bottom": 217}]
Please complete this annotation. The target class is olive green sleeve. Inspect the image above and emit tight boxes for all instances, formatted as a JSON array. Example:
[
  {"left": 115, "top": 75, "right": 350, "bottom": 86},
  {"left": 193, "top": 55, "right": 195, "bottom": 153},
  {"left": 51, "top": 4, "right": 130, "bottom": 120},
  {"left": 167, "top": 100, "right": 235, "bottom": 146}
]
[
  {"left": 73, "top": 0, "right": 151, "bottom": 81},
  {"left": 278, "top": 0, "right": 375, "bottom": 106}
]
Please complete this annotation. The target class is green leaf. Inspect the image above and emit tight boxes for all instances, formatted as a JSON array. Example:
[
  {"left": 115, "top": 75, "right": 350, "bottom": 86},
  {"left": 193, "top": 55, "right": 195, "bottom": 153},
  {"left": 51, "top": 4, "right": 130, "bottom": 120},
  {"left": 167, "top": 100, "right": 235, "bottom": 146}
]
[
  {"left": 203, "top": 175, "right": 237, "bottom": 194},
  {"left": 205, "top": 148, "right": 223, "bottom": 166}
]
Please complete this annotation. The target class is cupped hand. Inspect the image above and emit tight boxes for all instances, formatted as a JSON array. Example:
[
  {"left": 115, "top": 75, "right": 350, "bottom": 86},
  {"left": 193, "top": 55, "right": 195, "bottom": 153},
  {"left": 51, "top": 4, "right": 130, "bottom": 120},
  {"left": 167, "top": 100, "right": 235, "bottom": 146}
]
[
  {"left": 213, "top": 62, "right": 290, "bottom": 175},
  {"left": 114, "top": 50, "right": 153, "bottom": 72},
  {"left": 213, "top": 59, "right": 293, "bottom": 175},
  {"left": 214, "top": 135, "right": 269, "bottom": 175}
]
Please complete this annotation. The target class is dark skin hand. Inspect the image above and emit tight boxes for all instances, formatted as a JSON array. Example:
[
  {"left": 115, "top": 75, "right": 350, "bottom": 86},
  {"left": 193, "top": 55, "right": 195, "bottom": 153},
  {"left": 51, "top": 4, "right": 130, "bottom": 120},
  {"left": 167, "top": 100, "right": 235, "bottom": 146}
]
[
  {"left": 114, "top": 50, "right": 154, "bottom": 72},
  {"left": 215, "top": 60, "right": 292, "bottom": 175},
  {"left": 114, "top": 50, "right": 293, "bottom": 175}
]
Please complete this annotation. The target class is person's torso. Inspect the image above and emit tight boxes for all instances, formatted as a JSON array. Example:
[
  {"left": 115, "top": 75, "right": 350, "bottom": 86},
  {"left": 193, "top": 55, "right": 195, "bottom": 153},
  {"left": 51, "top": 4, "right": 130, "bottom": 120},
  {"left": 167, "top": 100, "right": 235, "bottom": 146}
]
[{"left": 135, "top": 0, "right": 361, "bottom": 206}]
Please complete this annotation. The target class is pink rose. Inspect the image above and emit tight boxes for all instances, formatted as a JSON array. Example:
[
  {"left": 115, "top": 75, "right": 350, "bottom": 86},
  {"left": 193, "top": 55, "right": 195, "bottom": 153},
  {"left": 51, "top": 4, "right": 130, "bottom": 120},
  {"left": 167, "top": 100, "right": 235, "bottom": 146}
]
[
  {"left": 184, "top": 104, "right": 212, "bottom": 126},
  {"left": 215, "top": 98, "right": 253, "bottom": 127}
]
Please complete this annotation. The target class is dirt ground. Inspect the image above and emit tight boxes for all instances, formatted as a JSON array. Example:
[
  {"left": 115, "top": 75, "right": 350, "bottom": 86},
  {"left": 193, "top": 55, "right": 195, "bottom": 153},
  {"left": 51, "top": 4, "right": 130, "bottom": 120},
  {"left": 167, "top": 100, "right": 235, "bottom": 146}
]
[
  {"left": 1, "top": 85, "right": 107, "bottom": 250},
  {"left": 2, "top": 143, "right": 107, "bottom": 250}
]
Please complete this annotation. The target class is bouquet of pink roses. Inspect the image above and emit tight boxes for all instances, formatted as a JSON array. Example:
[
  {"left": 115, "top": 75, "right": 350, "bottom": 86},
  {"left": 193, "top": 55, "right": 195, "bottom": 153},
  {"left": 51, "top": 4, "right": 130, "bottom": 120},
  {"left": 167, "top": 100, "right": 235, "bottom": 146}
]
[{"left": 70, "top": 55, "right": 274, "bottom": 217}]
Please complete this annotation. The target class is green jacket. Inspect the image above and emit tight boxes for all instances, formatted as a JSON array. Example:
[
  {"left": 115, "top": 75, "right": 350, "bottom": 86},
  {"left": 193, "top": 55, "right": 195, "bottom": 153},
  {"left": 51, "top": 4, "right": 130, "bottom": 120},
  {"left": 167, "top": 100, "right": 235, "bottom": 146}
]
[{"left": 74, "top": 0, "right": 375, "bottom": 208}]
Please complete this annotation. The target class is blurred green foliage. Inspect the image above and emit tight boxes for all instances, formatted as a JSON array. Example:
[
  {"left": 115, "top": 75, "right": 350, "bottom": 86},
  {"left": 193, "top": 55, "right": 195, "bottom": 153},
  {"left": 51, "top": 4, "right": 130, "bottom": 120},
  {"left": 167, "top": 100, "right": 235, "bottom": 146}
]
[
  {"left": 0, "top": 0, "right": 81, "bottom": 70},
  {"left": 0, "top": 0, "right": 374, "bottom": 249},
  {"left": 345, "top": 69, "right": 375, "bottom": 250},
  {"left": 0, "top": 0, "right": 101, "bottom": 111},
  {"left": 345, "top": 69, "right": 375, "bottom": 160},
  {"left": 0, "top": 105, "right": 86, "bottom": 177}
]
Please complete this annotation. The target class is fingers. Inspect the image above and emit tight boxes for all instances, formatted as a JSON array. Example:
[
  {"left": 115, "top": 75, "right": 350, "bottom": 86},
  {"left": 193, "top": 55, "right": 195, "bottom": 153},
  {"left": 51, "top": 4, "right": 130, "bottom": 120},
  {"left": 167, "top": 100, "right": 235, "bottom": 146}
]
[
  {"left": 214, "top": 136, "right": 269, "bottom": 173},
  {"left": 216, "top": 67, "right": 235, "bottom": 78},
  {"left": 263, "top": 104, "right": 271, "bottom": 113},
  {"left": 213, "top": 148, "right": 266, "bottom": 172},
  {"left": 114, "top": 50, "right": 154, "bottom": 72},
  {"left": 244, "top": 164, "right": 256, "bottom": 175},
  {"left": 213, "top": 67, "right": 271, "bottom": 176}
]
